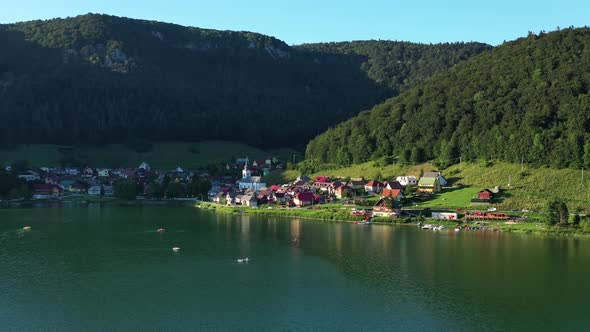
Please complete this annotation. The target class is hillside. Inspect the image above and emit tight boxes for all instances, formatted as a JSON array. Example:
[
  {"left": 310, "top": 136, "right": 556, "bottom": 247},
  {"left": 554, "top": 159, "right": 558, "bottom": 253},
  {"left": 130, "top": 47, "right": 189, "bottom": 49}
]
[
  {"left": 306, "top": 28, "right": 590, "bottom": 168},
  {"left": 0, "top": 14, "right": 489, "bottom": 148},
  {"left": 0, "top": 141, "right": 299, "bottom": 169},
  {"left": 268, "top": 160, "right": 590, "bottom": 213}
]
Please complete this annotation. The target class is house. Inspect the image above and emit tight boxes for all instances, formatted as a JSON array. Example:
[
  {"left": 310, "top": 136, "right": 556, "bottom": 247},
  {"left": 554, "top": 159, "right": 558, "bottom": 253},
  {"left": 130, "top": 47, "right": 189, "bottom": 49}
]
[
  {"left": 138, "top": 162, "right": 151, "bottom": 171},
  {"left": 226, "top": 192, "right": 237, "bottom": 206},
  {"left": 293, "top": 192, "right": 314, "bottom": 207},
  {"left": 269, "top": 192, "right": 290, "bottom": 204},
  {"left": 18, "top": 170, "right": 40, "bottom": 182},
  {"left": 347, "top": 179, "right": 368, "bottom": 190},
  {"left": 313, "top": 176, "right": 332, "bottom": 192},
  {"left": 381, "top": 188, "right": 403, "bottom": 200},
  {"left": 396, "top": 176, "right": 418, "bottom": 187},
  {"left": 418, "top": 177, "right": 441, "bottom": 193},
  {"left": 97, "top": 168, "right": 110, "bottom": 177},
  {"left": 62, "top": 181, "right": 85, "bottom": 193},
  {"left": 268, "top": 185, "right": 282, "bottom": 192},
  {"left": 32, "top": 184, "right": 63, "bottom": 197},
  {"left": 213, "top": 192, "right": 225, "bottom": 203},
  {"left": 256, "top": 192, "right": 269, "bottom": 204},
  {"left": 88, "top": 186, "right": 102, "bottom": 196},
  {"left": 65, "top": 167, "right": 80, "bottom": 176},
  {"left": 83, "top": 167, "right": 94, "bottom": 177},
  {"left": 364, "top": 180, "right": 383, "bottom": 193},
  {"left": 103, "top": 186, "right": 115, "bottom": 196},
  {"left": 423, "top": 172, "right": 447, "bottom": 186},
  {"left": 334, "top": 185, "right": 353, "bottom": 199},
  {"left": 241, "top": 195, "right": 258, "bottom": 208},
  {"left": 383, "top": 181, "right": 404, "bottom": 190},
  {"left": 372, "top": 198, "right": 400, "bottom": 217},
  {"left": 477, "top": 189, "right": 493, "bottom": 201}
]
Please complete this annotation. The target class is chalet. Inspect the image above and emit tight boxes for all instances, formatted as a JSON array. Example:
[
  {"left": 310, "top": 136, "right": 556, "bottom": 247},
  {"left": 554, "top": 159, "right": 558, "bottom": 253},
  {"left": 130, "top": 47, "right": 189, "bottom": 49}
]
[
  {"left": 396, "top": 176, "right": 418, "bottom": 187},
  {"left": 32, "top": 184, "right": 63, "bottom": 197},
  {"left": 328, "top": 181, "right": 344, "bottom": 195},
  {"left": 417, "top": 177, "right": 441, "bottom": 193},
  {"left": 293, "top": 192, "right": 314, "bottom": 207},
  {"left": 364, "top": 180, "right": 383, "bottom": 193},
  {"left": 269, "top": 192, "right": 290, "bottom": 204},
  {"left": 241, "top": 195, "right": 258, "bottom": 208},
  {"left": 372, "top": 198, "right": 400, "bottom": 217},
  {"left": 138, "top": 162, "right": 151, "bottom": 171},
  {"left": 381, "top": 188, "right": 403, "bottom": 200},
  {"left": 18, "top": 170, "right": 40, "bottom": 182},
  {"left": 383, "top": 181, "right": 404, "bottom": 190},
  {"left": 423, "top": 172, "right": 447, "bottom": 186},
  {"left": 313, "top": 176, "right": 332, "bottom": 192},
  {"left": 476, "top": 189, "right": 493, "bottom": 201}
]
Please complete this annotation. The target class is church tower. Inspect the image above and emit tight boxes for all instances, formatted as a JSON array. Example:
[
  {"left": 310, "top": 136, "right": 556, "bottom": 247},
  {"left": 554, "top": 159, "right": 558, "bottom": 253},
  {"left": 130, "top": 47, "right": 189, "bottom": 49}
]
[{"left": 242, "top": 157, "right": 251, "bottom": 179}]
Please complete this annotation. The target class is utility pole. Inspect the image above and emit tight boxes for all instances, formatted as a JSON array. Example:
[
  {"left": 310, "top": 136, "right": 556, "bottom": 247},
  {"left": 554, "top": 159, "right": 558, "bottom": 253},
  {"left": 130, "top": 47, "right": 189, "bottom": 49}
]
[{"left": 521, "top": 156, "right": 524, "bottom": 172}]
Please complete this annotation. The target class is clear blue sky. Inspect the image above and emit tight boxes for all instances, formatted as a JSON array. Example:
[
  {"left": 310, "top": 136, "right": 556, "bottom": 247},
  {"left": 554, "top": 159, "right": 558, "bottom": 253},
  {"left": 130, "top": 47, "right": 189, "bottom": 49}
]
[{"left": 1, "top": 0, "right": 588, "bottom": 45}]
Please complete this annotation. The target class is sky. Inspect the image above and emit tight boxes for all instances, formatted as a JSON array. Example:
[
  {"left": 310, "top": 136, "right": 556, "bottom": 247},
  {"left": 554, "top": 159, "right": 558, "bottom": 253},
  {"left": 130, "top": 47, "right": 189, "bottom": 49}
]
[{"left": 1, "top": 0, "right": 589, "bottom": 45}]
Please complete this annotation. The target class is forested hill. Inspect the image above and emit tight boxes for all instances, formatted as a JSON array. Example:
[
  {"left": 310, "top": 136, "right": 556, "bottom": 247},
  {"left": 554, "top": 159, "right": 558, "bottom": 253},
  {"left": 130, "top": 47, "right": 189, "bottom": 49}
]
[
  {"left": 0, "top": 14, "right": 489, "bottom": 148},
  {"left": 306, "top": 28, "right": 590, "bottom": 169},
  {"left": 297, "top": 41, "right": 491, "bottom": 96}
]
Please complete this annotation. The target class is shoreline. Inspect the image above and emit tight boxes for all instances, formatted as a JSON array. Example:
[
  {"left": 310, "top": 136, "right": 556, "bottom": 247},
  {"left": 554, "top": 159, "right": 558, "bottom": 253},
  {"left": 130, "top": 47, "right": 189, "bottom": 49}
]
[{"left": 195, "top": 202, "right": 590, "bottom": 238}]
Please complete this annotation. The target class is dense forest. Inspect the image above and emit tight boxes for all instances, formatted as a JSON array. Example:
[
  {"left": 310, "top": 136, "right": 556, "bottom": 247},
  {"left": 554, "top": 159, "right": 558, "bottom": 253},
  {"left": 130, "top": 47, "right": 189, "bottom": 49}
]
[
  {"left": 0, "top": 14, "right": 489, "bottom": 148},
  {"left": 306, "top": 28, "right": 590, "bottom": 169}
]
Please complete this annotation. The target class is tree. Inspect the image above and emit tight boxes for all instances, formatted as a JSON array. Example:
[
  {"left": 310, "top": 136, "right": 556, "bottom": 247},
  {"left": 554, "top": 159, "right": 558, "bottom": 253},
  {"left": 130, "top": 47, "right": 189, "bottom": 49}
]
[
  {"left": 336, "top": 147, "right": 352, "bottom": 167},
  {"left": 146, "top": 182, "right": 164, "bottom": 199},
  {"left": 573, "top": 213, "right": 581, "bottom": 226},
  {"left": 166, "top": 182, "right": 185, "bottom": 198},
  {"left": 544, "top": 200, "right": 560, "bottom": 226},
  {"left": 558, "top": 201, "right": 569, "bottom": 225},
  {"left": 115, "top": 179, "right": 137, "bottom": 200}
]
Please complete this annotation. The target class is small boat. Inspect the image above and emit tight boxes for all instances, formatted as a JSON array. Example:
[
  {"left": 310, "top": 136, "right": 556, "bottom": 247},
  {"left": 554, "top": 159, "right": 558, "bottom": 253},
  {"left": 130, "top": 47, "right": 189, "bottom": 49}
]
[
  {"left": 422, "top": 224, "right": 433, "bottom": 230},
  {"left": 22, "top": 226, "right": 31, "bottom": 231},
  {"left": 237, "top": 257, "right": 250, "bottom": 263},
  {"left": 156, "top": 228, "right": 166, "bottom": 233},
  {"left": 172, "top": 247, "right": 180, "bottom": 252},
  {"left": 454, "top": 227, "right": 461, "bottom": 232}
]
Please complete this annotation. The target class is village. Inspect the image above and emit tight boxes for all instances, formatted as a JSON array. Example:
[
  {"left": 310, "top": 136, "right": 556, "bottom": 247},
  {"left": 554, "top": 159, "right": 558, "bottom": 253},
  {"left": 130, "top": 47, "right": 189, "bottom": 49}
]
[{"left": 2, "top": 155, "right": 512, "bottom": 224}]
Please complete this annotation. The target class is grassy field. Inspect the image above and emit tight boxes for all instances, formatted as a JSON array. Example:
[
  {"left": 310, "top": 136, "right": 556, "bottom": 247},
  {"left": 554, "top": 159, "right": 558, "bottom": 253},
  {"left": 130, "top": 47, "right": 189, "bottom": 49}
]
[
  {"left": 0, "top": 142, "right": 301, "bottom": 169},
  {"left": 413, "top": 186, "right": 482, "bottom": 209}
]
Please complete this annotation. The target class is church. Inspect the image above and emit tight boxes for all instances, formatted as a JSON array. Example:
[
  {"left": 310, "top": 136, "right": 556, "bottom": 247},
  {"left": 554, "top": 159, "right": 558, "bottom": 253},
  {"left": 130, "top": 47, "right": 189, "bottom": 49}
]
[{"left": 237, "top": 159, "right": 266, "bottom": 191}]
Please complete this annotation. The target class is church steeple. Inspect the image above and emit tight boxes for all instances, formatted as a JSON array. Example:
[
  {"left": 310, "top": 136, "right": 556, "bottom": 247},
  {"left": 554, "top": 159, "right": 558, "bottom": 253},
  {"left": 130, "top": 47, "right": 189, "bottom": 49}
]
[{"left": 242, "top": 157, "right": 251, "bottom": 179}]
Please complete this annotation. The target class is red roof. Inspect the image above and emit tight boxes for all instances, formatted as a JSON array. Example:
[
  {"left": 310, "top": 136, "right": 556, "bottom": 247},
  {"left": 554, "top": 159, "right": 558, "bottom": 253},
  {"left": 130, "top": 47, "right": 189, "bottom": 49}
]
[
  {"left": 33, "top": 183, "right": 64, "bottom": 193},
  {"left": 315, "top": 176, "right": 330, "bottom": 183},
  {"left": 269, "top": 185, "right": 282, "bottom": 191},
  {"left": 366, "top": 180, "right": 382, "bottom": 187},
  {"left": 296, "top": 192, "right": 314, "bottom": 201},
  {"left": 383, "top": 188, "right": 402, "bottom": 197}
]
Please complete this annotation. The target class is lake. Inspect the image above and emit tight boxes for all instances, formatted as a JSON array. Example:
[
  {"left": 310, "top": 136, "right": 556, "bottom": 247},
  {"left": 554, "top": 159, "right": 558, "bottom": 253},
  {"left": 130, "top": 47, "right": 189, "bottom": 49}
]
[{"left": 1, "top": 205, "right": 589, "bottom": 331}]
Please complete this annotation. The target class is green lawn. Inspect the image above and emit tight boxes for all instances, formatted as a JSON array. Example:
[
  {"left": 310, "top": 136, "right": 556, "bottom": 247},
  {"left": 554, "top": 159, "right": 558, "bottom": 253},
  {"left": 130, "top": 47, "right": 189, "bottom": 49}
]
[
  {"left": 413, "top": 186, "right": 482, "bottom": 209},
  {"left": 0, "top": 141, "right": 301, "bottom": 169}
]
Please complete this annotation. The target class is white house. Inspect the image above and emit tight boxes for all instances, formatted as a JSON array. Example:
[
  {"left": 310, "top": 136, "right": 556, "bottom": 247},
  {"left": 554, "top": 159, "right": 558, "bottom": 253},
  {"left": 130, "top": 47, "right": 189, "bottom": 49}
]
[
  {"left": 88, "top": 186, "right": 102, "bottom": 196},
  {"left": 138, "top": 162, "right": 151, "bottom": 171},
  {"left": 18, "top": 171, "right": 40, "bottom": 182},
  {"left": 422, "top": 172, "right": 447, "bottom": 186},
  {"left": 241, "top": 195, "right": 257, "bottom": 208},
  {"left": 396, "top": 176, "right": 418, "bottom": 187},
  {"left": 97, "top": 168, "right": 110, "bottom": 177}
]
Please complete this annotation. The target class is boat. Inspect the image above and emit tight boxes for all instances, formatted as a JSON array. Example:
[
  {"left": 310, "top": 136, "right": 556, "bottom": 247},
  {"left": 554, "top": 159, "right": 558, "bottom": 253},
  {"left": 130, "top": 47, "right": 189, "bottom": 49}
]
[
  {"left": 237, "top": 257, "right": 250, "bottom": 263},
  {"left": 422, "top": 224, "right": 434, "bottom": 230},
  {"left": 454, "top": 227, "right": 461, "bottom": 232},
  {"left": 22, "top": 226, "right": 31, "bottom": 231},
  {"left": 172, "top": 247, "right": 180, "bottom": 251}
]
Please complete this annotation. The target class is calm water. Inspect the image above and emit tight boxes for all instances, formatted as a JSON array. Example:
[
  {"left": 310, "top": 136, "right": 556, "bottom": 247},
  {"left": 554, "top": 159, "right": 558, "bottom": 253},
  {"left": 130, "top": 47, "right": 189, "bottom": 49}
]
[{"left": 1, "top": 205, "right": 589, "bottom": 331}]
